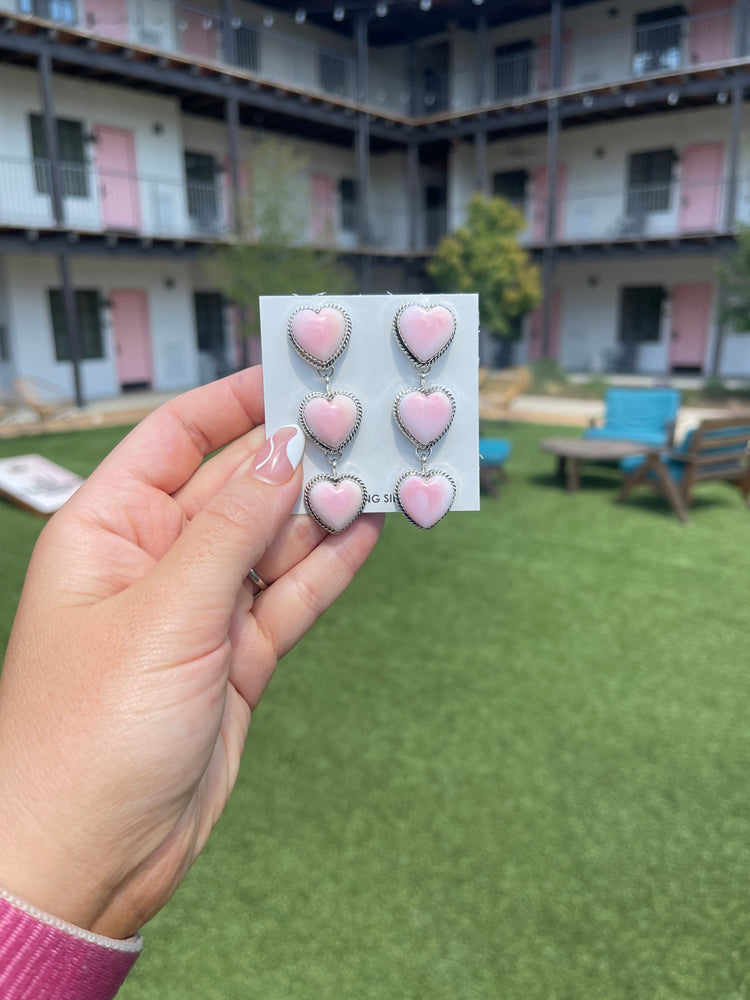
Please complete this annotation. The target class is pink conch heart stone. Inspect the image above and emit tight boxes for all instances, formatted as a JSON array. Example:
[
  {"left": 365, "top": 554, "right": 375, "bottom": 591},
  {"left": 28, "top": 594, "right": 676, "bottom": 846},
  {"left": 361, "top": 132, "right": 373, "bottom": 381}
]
[
  {"left": 290, "top": 307, "right": 348, "bottom": 365},
  {"left": 397, "top": 472, "right": 455, "bottom": 529},
  {"left": 396, "top": 389, "right": 454, "bottom": 447},
  {"left": 397, "top": 304, "right": 455, "bottom": 364},
  {"left": 302, "top": 394, "right": 359, "bottom": 450},
  {"left": 307, "top": 477, "right": 365, "bottom": 533}
]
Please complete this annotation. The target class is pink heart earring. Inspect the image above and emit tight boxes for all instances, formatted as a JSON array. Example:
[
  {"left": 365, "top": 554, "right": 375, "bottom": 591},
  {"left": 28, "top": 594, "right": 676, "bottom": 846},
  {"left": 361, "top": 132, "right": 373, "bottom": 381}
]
[
  {"left": 393, "top": 303, "right": 457, "bottom": 529},
  {"left": 288, "top": 304, "right": 366, "bottom": 534}
]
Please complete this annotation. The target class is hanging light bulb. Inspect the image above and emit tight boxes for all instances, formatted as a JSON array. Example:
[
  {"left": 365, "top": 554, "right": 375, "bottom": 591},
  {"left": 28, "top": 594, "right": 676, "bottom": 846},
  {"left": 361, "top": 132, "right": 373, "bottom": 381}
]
[
  {"left": 419, "top": 0, "right": 432, "bottom": 9},
  {"left": 262, "top": 12, "right": 274, "bottom": 27},
  {"left": 294, "top": 8, "right": 306, "bottom": 24},
  {"left": 375, "top": 2, "right": 388, "bottom": 16},
  {"left": 333, "top": 4, "right": 345, "bottom": 20}
]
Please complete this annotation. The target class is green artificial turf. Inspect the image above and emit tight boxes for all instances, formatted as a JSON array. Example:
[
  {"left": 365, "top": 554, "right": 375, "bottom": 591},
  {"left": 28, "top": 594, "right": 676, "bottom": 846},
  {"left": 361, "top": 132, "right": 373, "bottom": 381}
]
[{"left": 2, "top": 422, "right": 749, "bottom": 1000}]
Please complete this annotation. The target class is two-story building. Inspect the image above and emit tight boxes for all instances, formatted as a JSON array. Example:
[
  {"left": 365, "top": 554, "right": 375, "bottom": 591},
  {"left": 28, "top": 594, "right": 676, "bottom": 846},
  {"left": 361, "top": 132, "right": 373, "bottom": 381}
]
[{"left": 0, "top": 0, "right": 749, "bottom": 404}]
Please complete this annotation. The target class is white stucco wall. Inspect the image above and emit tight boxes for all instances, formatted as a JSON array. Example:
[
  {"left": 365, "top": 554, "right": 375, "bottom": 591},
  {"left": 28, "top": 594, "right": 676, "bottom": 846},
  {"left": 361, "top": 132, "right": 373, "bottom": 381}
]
[
  {"left": 5, "top": 254, "right": 198, "bottom": 398},
  {"left": 554, "top": 255, "right": 750, "bottom": 378}
]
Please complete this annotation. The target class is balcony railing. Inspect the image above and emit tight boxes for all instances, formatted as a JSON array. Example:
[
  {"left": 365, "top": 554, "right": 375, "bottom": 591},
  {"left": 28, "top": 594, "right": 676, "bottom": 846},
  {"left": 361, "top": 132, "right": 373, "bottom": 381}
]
[
  {"left": 2, "top": 1, "right": 742, "bottom": 117},
  {"left": 0, "top": 156, "right": 229, "bottom": 237},
  {"left": 1, "top": 156, "right": 744, "bottom": 253}
]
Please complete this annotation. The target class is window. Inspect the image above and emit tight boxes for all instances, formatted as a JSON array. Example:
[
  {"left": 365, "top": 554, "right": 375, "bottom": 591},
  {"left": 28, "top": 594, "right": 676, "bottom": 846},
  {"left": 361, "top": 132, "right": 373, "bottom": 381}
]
[
  {"left": 184, "top": 151, "right": 219, "bottom": 231},
  {"left": 233, "top": 23, "right": 259, "bottom": 72},
  {"left": 18, "top": 0, "right": 77, "bottom": 26},
  {"left": 49, "top": 289, "right": 104, "bottom": 361},
  {"left": 619, "top": 286, "right": 666, "bottom": 344},
  {"left": 494, "top": 40, "right": 532, "bottom": 100},
  {"left": 194, "top": 292, "right": 226, "bottom": 356},
  {"left": 493, "top": 169, "right": 529, "bottom": 212},
  {"left": 626, "top": 148, "right": 675, "bottom": 219},
  {"left": 320, "top": 51, "right": 348, "bottom": 97},
  {"left": 633, "top": 5, "right": 686, "bottom": 75},
  {"left": 29, "top": 114, "right": 89, "bottom": 198},
  {"left": 339, "top": 178, "right": 357, "bottom": 233},
  {"left": 424, "top": 185, "right": 447, "bottom": 247}
]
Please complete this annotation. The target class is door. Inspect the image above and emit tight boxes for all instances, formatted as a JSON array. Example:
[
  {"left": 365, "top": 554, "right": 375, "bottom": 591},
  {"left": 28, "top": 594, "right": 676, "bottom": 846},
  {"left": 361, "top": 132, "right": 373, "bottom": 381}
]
[
  {"left": 689, "top": 0, "right": 733, "bottom": 64},
  {"left": 95, "top": 126, "right": 141, "bottom": 231},
  {"left": 177, "top": 6, "right": 217, "bottom": 62},
  {"left": 678, "top": 142, "right": 724, "bottom": 232},
  {"left": 669, "top": 283, "right": 712, "bottom": 371},
  {"left": 81, "top": 0, "right": 128, "bottom": 39},
  {"left": 111, "top": 289, "right": 153, "bottom": 388},
  {"left": 529, "top": 287, "right": 562, "bottom": 361}
]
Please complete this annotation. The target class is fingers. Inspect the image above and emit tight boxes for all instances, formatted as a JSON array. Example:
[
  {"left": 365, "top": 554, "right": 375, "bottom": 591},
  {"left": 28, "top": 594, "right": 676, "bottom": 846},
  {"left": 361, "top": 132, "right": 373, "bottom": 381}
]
[
  {"left": 227, "top": 513, "right": 385, "bottom": 709},
  {"left": 90, "top": 367, "right": 267, "bottom": 496},
  {"left": 137, "top": 425, "right": 307, "bottom": 641}
]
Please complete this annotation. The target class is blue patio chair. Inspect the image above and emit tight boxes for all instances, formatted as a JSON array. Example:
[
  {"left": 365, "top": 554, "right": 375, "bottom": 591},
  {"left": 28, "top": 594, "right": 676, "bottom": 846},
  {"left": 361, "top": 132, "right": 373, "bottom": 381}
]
[
  {"left": 584, "top": 386, "right": 681, "bottom": 449},
  {"left": 617, "top": 415, "right": 750, "bottom": 523},
  {"left": 480, "top": 437, "right": 512, "bottom": 498}
]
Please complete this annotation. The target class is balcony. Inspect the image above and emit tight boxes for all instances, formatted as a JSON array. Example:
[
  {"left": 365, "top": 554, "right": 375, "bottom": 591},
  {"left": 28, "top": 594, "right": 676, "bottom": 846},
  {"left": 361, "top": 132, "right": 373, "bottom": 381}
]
[
  {"left": 1, "top": 1, "right": 743, "bottom": 120},
  {"left": 0, "top": 155, "right": 229, "bottom": 238}
]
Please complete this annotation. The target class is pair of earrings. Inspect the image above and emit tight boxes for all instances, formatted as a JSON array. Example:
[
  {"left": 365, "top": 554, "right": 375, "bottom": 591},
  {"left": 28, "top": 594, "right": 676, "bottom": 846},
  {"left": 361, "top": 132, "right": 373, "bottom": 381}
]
[{"left": 287, "top": 303, "right": 457, "bottom": 534}]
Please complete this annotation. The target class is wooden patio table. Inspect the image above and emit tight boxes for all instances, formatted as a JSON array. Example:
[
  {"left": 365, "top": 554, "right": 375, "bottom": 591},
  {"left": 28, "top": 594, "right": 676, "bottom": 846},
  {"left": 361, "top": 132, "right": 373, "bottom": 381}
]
[{"left": 539, "top": 437, "right": 650, "bottom": 492}]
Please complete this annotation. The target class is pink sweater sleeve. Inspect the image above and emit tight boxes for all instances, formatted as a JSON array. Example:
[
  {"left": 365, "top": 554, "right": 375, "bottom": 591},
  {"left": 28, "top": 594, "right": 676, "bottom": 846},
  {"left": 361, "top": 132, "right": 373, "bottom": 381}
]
[{"left": 0, "top": 888, "right": 142, "bottom": 1000}]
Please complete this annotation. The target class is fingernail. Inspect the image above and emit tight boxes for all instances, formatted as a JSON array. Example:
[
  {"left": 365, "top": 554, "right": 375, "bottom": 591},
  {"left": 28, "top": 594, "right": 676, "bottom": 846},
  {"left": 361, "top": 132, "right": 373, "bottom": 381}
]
[{"left": 252, "top": 425, "right": 305, "bottom": 485}]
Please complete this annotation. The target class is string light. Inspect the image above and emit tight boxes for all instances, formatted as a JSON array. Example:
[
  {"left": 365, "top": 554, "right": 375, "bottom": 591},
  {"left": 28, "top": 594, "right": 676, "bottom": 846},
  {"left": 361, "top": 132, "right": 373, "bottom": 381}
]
[
  {"left": 333, "top": 4, "right": 345, "bottom": 20},
  {"left": 419, "top": 0, "right": 432, "bottom": 9},
  {"left": 294, "top": 8, "right": 306, "bottom": 24},
  {"left": 375, "top": 2, "right": 388, "bottom": 16}
]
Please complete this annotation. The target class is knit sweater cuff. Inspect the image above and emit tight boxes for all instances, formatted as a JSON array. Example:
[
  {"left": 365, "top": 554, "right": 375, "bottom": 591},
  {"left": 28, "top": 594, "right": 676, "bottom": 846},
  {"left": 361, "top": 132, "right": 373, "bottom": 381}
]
[{"left": 0, "top": 887, "right": 142, "bottom": 1000}]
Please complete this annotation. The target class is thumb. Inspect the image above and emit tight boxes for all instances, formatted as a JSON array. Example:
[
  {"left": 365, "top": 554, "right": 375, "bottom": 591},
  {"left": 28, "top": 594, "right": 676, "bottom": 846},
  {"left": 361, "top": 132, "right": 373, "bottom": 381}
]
[{"left": 143, "top": 425, "right": 306, "bottom": 632}]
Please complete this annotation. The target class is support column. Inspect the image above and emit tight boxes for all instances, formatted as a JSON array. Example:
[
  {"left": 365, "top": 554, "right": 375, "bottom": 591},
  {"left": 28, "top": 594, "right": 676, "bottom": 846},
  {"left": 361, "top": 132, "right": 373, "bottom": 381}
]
[
  {"left": 221, "top": 0, "right": 235, "bottom": 66},
  {"left": 355, "top": 12, "right": 371, "bottom": 290},
  {"left": 475, "top": 127, "right": 488, "bottom": 196},
  {"left": 540, "top": 0, "right": 562, "bottom": 359},
  {"left": 226, "top": 91, "right": 241, "bottom": 235},
  {"left": 712, "top": 77, "right": 744, "bottom": 376},
  {"left": 734, "top": 0, "right": 749, "bottom": 57},
  {"left": 407, "top": 140, "right": 419, "bottom": 250},
  {"left": 38, "top": 50, "right": 65, "bottom": 226},
  {"left": 722, "top": 77, "right": 743, "bottom": 233},
  {"left": 475, "top": 11, "right": 489, "bottom": 106},
  {"left": 40, "top": 49, "right": 84, "bottom": 405},
  {"left": 58, "top": 249, "right": 84, "bottom": 409}
]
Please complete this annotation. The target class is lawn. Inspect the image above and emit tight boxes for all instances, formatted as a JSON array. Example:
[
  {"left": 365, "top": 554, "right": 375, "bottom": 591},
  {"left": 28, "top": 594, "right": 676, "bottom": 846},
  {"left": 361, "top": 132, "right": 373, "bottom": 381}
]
[{"left": 2, "top": 421, "right": 749, "bottom": 1000}]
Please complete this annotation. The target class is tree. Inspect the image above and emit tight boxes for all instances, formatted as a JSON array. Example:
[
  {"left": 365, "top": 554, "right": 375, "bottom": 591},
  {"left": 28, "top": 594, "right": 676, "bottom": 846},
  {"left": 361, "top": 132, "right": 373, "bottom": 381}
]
[
  {"left": 207, "top": 137, "right": 354, "bottom": 350},
  {"left": 427, "top": 194, "right": 541, "bottom": 346},
  {"left": 717, "top": 225, "right": 750, "bottom": 333}
]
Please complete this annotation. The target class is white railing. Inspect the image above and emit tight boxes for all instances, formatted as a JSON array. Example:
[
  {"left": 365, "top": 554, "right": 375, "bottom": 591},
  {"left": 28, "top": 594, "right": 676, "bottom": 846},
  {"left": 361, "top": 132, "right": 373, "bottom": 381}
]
[{"left": 0, "top": 156, "right": 737, "bottom": 251}]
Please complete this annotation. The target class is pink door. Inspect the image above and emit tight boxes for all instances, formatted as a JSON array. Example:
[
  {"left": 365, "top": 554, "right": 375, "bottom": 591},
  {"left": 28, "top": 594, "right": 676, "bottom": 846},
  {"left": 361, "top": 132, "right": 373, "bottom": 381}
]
[
  {"left": 81, "top": 0, "right": 128, "bottom": 39},
  {"left": 531, "top": 165, "right": 567, "bottom": 241},
  {"left": 529, "top": 288, "right": 562, "bottom": 361},
  {"left": 111, "top": 289, "right": 153, "bottom": 388},
  {"left": 310, "top": 174, "right": 337, "bottom": 244},
  {"left": 95, "top": 126, "right": 141, "bottom": 231},
  {"left": 689, "top": 0, "right": 734, "bottom": 64},
  {"left": 678, "top": 142, "right": 723, "bottom": 232},
  {"left": 669, "top": 283, "right": 712, "bottom": 370},
  {"left": 178, "top": 7, "right": 217, "bottom": 62},
  {"left": 535, "top": 31, "right": 573, "bottom": 92}
]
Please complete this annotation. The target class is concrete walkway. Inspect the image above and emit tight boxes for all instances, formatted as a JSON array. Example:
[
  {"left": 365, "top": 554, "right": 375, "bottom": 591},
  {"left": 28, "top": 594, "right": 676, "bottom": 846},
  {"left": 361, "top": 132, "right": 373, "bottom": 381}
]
[{"left": 0, "top": 386, "right": 739, "bottom": 440}]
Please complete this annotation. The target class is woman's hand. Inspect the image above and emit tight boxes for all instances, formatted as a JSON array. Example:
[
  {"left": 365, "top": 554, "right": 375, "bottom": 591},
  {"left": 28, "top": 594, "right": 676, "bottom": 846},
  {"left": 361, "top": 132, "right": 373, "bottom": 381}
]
[{"left": 0, "top": 366, "right": 382, "bottom": 940}]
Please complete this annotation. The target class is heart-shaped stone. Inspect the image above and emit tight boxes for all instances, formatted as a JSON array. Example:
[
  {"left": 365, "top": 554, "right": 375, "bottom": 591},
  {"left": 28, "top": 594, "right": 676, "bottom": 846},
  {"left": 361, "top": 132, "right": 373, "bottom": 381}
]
[
  {"left": 289, "top": 305, "right": 350, "bottom": 368},
  {"left": 395, "top": 386, "right": 455, "bottom": 448},
  {"left": 395, "top": 304, "right": 456, "bottom": 366},
  {"left": 395, "top": 469, "right": 456, "bottom": 529},
  {"left": 300, "top": 392, "right": 362, "bottom": 452},
  {"left": 305, "top": 474, "right": 366, "bottom": 534}
]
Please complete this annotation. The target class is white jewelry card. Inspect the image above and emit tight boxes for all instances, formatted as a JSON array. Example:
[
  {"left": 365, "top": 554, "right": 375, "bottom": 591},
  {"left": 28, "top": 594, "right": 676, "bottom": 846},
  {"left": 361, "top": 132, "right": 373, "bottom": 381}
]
[{"left": 260, "top": 294, "right": 480, "bottom": 517}]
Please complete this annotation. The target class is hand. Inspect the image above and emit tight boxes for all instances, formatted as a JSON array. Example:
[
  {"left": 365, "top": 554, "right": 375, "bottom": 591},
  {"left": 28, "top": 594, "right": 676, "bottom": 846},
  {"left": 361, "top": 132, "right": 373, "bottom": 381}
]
[{"left": 0, "top": 366, "right": 382, "bottom": 940}]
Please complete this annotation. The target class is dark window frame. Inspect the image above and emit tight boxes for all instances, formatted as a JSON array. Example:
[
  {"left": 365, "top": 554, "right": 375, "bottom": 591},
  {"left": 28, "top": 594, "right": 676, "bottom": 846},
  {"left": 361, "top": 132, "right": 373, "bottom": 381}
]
[
  {"left": 618, "top": 285, "right": 667, "bottom": 344},
  {"left": 494, "top": 39, "right": 533, "bottom": 100},
  {"left": 49, "top": 288, "right": 105, "bottom": 361},
  {"left": 30, "top": 114, "right": 89, "bottom": 199},
  {"left": 626, "top": 148, "right": 676, "bottom": 218},
  {"left": 633, "top": 4, "right": 686, "bottom": 75}
]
